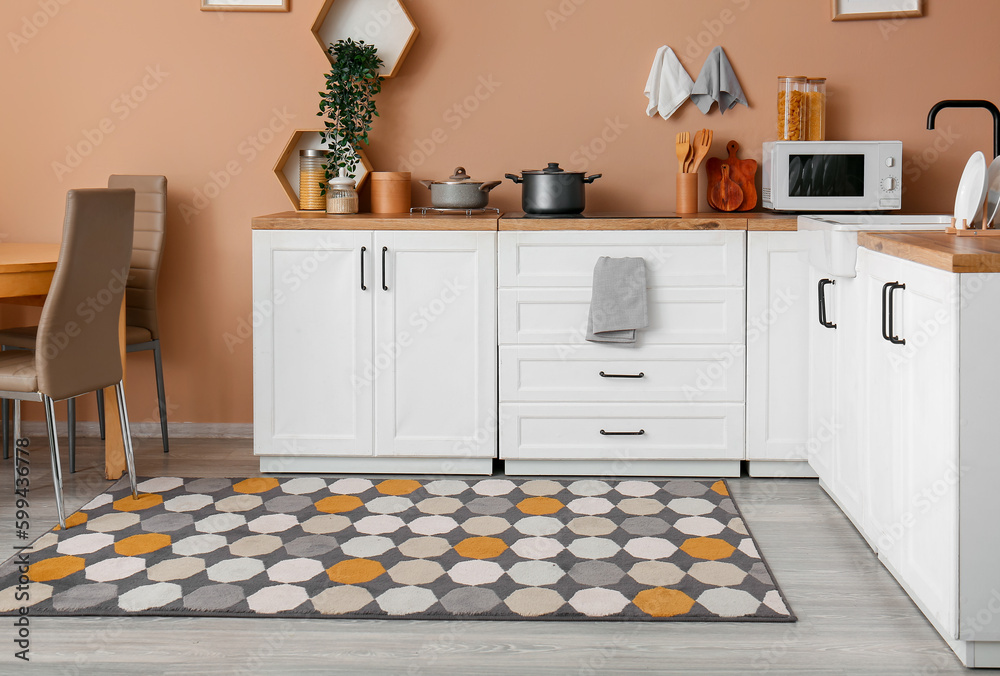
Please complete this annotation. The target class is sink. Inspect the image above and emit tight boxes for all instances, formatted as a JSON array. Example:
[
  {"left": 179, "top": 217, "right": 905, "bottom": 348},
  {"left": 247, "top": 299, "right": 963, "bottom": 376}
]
[{"left": 798, "top": 214, "right": 952, "bottom": 277}]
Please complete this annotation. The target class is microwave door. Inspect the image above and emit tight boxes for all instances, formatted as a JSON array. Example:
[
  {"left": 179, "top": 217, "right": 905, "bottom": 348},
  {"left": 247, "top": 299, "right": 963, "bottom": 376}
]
[{"left": 788, "top": 155, "right": 803, "bottom": 196}]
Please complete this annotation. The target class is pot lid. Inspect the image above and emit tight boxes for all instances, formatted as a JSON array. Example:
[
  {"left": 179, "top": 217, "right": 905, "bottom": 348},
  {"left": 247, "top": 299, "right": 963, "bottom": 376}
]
[
  {"left": 521, "top": 162, "right": 585, "bottom": 176},
  {"left": 429, "top": 166, "right": 484, "bottom": 185}
]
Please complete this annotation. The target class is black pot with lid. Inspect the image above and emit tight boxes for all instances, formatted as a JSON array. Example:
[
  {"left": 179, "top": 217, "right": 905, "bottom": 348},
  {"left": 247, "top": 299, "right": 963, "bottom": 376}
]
[{"left": 505, "top": 163, "right": 602, "bottom": 215}]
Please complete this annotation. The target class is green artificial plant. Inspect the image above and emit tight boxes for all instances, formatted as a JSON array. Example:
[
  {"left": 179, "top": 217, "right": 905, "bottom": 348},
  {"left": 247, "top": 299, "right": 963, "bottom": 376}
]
[{"left": 317, "top": 38, "right": 383, "bottom": 189}]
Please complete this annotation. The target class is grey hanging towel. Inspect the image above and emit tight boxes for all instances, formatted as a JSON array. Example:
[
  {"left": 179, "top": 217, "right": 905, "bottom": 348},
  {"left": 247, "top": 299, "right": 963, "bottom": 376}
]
[
  {"left": 586, "top": 256, "right": 649, "bottom": 344},
  {"left": 690, "top": 46, "right": 748, "bottom": 115}
]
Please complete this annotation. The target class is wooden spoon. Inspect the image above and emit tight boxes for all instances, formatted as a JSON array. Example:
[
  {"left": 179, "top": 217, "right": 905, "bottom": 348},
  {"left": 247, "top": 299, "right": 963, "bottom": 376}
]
[{"left": 711, "top": 164, "right": 744, "bottom": 212}]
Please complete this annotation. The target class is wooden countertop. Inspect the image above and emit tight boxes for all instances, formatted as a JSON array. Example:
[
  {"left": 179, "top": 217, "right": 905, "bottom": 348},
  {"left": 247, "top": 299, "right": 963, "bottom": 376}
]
[
  {"left": 252, "top": 211, "right": 798, "bottom": 232},
  {"left": 252, "top": 211, "right": 501, "bottom": 231},
  {"left": 499, "top": 212, "right": 797, "bottom": 231},
  {"left": 859, "top": 232, "right": 1000, "bottom": 273}
]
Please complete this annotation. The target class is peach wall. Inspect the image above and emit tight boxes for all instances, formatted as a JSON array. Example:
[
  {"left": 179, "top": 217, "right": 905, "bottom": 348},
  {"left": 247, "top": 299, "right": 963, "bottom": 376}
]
[{"left": 1, "top": 0, "right": 998, "bottom": 425}]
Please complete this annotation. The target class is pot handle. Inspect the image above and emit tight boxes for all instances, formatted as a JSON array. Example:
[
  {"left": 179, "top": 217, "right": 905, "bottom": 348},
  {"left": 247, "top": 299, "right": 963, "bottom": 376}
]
[
  {"left": 479, "top": 181, "right": 502, "bottom": 193},
  {"left": 583, "top": 174, "right": 603, "bottom": 184},
  {"left": 505, "top": 173, "right": 523, "bottom": 185},
  {"left": 419, "top": 179, "right": 434, "bottom": 190}
]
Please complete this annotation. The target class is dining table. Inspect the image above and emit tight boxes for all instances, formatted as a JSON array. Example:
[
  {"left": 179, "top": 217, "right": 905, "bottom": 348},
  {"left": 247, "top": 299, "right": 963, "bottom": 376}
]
[{"left": 0, "top": 242, "right": 128, "bottom": 480}]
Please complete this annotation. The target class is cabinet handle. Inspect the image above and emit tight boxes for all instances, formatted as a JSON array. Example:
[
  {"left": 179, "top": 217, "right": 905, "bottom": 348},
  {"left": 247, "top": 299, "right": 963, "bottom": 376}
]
[
  {"left": 381, "top": 246, "right": 388, "bottom": 291},
  {"left": 599, "top": 371, "right": 645, "bottom": 379},
  {"left": 885, "top": 281, "right": 906, "bottom": 345},
  {"left": 818, "top": 278, "right": 837, "bottom": 329},
  {"left": 360, "top": 247, "right": 367, "bottom": 291},
  {"left": 600, "top": 429, "right": 645, "bottom": 436}
]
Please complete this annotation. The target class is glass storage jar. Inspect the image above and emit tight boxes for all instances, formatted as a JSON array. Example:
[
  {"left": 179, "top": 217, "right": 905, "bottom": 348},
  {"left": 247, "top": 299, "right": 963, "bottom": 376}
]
[
  {"left": 298, "top": 149, "right": 327, "bottom": 211},
  {"left": 806, "top": 78, "right": 827, "bottom": 141},
  {"left": 326, "top": 169, "right": 359, "bottom": 214},
  {"left": 777, "top": 76, "right": 807, "bottom": 141}
]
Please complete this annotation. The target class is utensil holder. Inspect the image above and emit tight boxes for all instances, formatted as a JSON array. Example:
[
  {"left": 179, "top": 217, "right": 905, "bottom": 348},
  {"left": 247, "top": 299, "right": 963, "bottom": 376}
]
[
  {"left": 371, "top": 172, "right": 412, "bottom": 213},
  {"left": 676, "top": 173, "right": 698, "bottom": 214}
]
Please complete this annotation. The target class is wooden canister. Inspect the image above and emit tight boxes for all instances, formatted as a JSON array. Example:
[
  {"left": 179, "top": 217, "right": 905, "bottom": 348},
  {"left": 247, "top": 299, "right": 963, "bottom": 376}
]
[
  {"left": 676, "top": 173, "right": 698, "bottom": 214},
  {"left": 370, "top": 172, "right": 412, "bottom": 213}
]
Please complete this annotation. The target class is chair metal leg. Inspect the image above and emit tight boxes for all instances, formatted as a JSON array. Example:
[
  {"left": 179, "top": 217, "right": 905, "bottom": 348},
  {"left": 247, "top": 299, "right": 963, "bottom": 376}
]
[
  {"left": 96, "top": 389, "right": 105, "bottom": 441},
  {"left": 152, "top": 341, "right": 169, "bottom": 454},
  {"left": 114, "top": 381, "right": 138, "bottom": 499},
  {"left": 67, "top": 398, "right": 76, "bottom": 474},
  {"left": 12, "top": 401, "right": 20, "bottom": 489},
  {"left": 43, "top": 396, "right": 66, "bottom": 530},
  {"left": 2, "top": 399, "right": 8, "bottom": 461}
]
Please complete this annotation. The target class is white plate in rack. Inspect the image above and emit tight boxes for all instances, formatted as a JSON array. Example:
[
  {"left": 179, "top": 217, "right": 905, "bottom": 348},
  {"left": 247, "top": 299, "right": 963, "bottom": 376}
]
[{"left": 954, "top": 151, "right": 987, "bottom": 228}]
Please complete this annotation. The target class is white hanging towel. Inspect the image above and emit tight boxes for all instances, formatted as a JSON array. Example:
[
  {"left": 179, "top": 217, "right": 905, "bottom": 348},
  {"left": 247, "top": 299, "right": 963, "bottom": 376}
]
[
  {"left": 643, "top": 46, "right": 694, "bottom": 120},
  {"left": 690, "top": 46, "right": 748, "bottom": 115}
]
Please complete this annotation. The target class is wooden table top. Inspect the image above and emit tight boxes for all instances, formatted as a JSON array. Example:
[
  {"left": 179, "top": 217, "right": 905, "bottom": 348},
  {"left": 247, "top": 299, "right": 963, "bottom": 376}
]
[
  {"left": 0, "top": 243, "right": 60, "bottom": 272},
  {"left": 859, "top": 232, "right": 1000, "bottom": 273}
]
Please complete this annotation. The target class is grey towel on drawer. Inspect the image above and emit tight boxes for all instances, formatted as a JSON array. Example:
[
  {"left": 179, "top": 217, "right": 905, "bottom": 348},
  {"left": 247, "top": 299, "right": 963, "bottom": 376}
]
[{"left": 586, "top": 256, "right": 649, "bottom": 344}]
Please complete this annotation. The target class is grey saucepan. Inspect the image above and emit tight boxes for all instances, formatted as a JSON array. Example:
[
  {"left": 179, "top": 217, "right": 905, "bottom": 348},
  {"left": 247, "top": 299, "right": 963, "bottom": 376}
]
[
  {"left": 505, "top": 162, "right": 602, "bottom": 215},
  {"left": 419, "top": 167, "right": 501, "bottom": 209}
]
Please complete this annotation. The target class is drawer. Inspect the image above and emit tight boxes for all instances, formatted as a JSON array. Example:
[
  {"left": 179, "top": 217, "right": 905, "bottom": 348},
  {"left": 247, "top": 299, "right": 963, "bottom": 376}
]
[
  {"left": 500, "top": 403, "right": 745, "bottom": 460},
  {"left": 498, "top": 287, "right": 746, "bottom": 345},
  {"left": 499, "top": 231, "right": 746, "bottom": 288},
  {"left": 499, "top": 345, "right": 745, "bottom": 403}
]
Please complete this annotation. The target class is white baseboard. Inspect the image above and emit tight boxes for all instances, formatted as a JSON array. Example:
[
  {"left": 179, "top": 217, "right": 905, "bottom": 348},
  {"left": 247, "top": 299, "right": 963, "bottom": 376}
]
[{"left": 18, "top": 422, "right": 252, "bottom": 439}]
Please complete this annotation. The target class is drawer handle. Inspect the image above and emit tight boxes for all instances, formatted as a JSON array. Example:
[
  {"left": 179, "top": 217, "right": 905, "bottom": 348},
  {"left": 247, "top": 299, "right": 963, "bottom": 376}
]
[
  {"left": 600, "top": 429, "right": 645, "bottom": 436},
  {"left": 599, "top": 371, "right": 645, "bottom": 379}
]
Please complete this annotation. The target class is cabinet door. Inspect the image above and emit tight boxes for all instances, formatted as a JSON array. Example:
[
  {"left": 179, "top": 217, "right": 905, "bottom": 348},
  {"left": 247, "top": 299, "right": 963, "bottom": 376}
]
[
  {"left": 253, "top": 230, "right": 373, "bottom": 457},
  {"left": 831, "top": 273, "right": 865, "bottom": 525},
  {"left": 746, "top": 232, "right": 811, "bottom": 461},
  {"left": 374, "top": 231, "right": 497, "bottom": 458},
  {"left": 893, "top": 259, "right": 959, "bottom": 637},
  {"left": 806, "top": 266, "right": 838, "bottom": 484},
  {"left": 861, "top": 250, "right": 903, "bottom": 562}
]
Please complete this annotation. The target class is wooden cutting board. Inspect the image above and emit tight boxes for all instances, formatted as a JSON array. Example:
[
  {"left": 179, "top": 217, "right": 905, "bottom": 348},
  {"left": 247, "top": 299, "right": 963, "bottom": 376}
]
[{"left": 706, "top": 140, "right": 758, "bottom": 212}]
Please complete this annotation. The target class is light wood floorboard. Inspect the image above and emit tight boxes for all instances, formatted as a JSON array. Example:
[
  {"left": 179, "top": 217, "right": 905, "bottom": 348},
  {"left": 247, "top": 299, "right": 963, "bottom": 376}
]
[{"left": 0, "top": 437, "right": 994, "bottom": 675}]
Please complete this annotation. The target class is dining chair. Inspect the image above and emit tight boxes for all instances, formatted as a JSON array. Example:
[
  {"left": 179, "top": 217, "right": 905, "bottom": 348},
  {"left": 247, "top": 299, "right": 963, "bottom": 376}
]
[
  {"left": 0, "top": 175, "right": 168, "bottom": 470},
  {"left": 0, "top": 188, "right": 139, "bottom": 528}
]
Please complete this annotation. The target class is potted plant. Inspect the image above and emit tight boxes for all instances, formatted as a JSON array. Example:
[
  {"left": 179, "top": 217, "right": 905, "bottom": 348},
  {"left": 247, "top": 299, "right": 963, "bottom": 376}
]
[{"left": 317, "top": 38, "right": 383, "bottom": 190}]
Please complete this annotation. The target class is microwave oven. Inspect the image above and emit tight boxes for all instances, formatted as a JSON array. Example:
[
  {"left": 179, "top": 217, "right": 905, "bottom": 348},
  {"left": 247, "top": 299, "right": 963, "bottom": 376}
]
[{"left": 762, "top": 140, "right": 902, "bottom": 211}]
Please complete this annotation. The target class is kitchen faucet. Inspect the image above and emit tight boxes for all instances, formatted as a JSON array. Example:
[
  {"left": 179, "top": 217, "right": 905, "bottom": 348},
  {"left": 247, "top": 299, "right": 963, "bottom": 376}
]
[{"left": 927, "top": 99, "right": 1000, "bottom": 159}]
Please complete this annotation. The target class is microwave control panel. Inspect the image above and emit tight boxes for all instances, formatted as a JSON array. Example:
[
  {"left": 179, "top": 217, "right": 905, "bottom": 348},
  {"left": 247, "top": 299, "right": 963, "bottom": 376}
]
[{"left": 878, "top": 143, "right": 902, "bottom": 209}]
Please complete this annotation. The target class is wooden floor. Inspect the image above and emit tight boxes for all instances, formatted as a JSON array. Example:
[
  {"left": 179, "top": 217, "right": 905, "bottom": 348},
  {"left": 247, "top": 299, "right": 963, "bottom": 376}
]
[{"left": 0, "top": 437, "right": 994, "bottom": 675}]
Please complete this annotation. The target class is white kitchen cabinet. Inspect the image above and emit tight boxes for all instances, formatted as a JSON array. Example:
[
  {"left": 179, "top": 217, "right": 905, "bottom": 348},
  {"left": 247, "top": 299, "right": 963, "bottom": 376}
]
[
  {"left": 253, "top": 229, "right": 496, "bottom": 474},
  {"left": 374, "top": 232, "right": 498, "bottom": 459},
  {"left": 498, "top": 229, "right": 746, "bottom": 477},
  {"left": 859, "top": 249, "right": 959, "bottom": 637},
  {"left": 746, "top": 231, "right": 813, "bottom": 476},
  {"left": 253, "top": 230, "right": 374, "bottom": 458}
]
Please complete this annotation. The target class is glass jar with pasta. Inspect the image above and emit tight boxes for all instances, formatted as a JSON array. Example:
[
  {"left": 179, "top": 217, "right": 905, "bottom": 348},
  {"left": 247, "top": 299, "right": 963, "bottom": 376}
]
[
  {"left": 806, "top": 78, "right": 827, "bottom": 141},
  {"left": 777, "top": 76, "right": 807, "bottom": 141}
]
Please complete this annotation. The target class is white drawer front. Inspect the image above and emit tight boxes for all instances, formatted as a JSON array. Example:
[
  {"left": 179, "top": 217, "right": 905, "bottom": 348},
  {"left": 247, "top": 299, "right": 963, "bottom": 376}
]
[
  {"left": 498, "top": 287, "right": 745, "bottom": 345},
  {"left": 500, "top": 403, "right": 745, "bottom": 460},
  {"left": 499, "top": 231, "right": 746, "bottom": 288},
  {"left": 499, "top": 345, "right": 745, "bottom": 403}
]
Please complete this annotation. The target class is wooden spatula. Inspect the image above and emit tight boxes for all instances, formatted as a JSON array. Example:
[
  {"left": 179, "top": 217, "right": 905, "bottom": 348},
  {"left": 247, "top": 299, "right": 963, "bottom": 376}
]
[
  {"left": 710, "top": 164, "right": 744, "bottom": 212},
  {"left": 675, "top": 131, "right": 690, "bottom": 173},
  {"left": 689, "top": 129, "right": 713, "bottom": 174}
]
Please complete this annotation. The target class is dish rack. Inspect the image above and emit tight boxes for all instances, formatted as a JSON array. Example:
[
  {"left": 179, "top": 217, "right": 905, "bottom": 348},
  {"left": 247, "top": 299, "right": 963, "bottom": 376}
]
[{"left": 946, "top": 202, "right": 1000, "bottom": 236}]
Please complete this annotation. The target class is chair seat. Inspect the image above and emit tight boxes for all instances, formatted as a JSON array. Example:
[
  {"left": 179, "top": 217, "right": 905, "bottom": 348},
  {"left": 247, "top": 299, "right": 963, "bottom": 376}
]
[
  {"left": 0, "top": 351, "right": 37, "bottom": 393},
  {"left": 0, "top": 324, "right": 153, "bottom": 349}
]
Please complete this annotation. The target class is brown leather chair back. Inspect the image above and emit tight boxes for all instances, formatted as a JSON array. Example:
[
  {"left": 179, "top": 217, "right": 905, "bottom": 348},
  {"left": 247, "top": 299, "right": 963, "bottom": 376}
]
[
  {"left": 109, "top": 175, "right": 166, "bottom": 341},
  {"left": 36, "top": 189, "right": 135, "bottom": 401}
]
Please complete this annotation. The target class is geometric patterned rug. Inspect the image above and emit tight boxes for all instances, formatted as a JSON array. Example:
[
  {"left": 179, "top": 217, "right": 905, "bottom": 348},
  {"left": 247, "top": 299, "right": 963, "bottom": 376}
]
[{"left": 0, "top": 477, "right": 794, "bottom": 622}]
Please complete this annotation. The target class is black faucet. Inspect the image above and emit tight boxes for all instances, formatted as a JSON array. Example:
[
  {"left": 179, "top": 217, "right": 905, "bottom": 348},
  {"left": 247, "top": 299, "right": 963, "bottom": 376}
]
[{"left": 927, "top": 99, "right": 1000, "bottom": 159}]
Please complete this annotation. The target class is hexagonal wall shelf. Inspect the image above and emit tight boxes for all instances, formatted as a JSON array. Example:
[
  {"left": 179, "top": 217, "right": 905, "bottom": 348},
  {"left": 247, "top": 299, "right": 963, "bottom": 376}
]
[
  {"left": 273, "top": 129, "right": 372, "bottom": 211},
  {"left": 312, "top": 0, "right": 419, "bottom": 78}
]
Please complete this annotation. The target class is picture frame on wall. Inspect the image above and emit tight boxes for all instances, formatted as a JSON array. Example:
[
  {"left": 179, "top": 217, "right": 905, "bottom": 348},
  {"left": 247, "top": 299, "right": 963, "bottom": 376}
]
[
  {"left": 831, "top": 0, "right": 922, "bottom": 21},
  {"left": 201, "top": 0, "right": 289, "bottom": 11}
]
